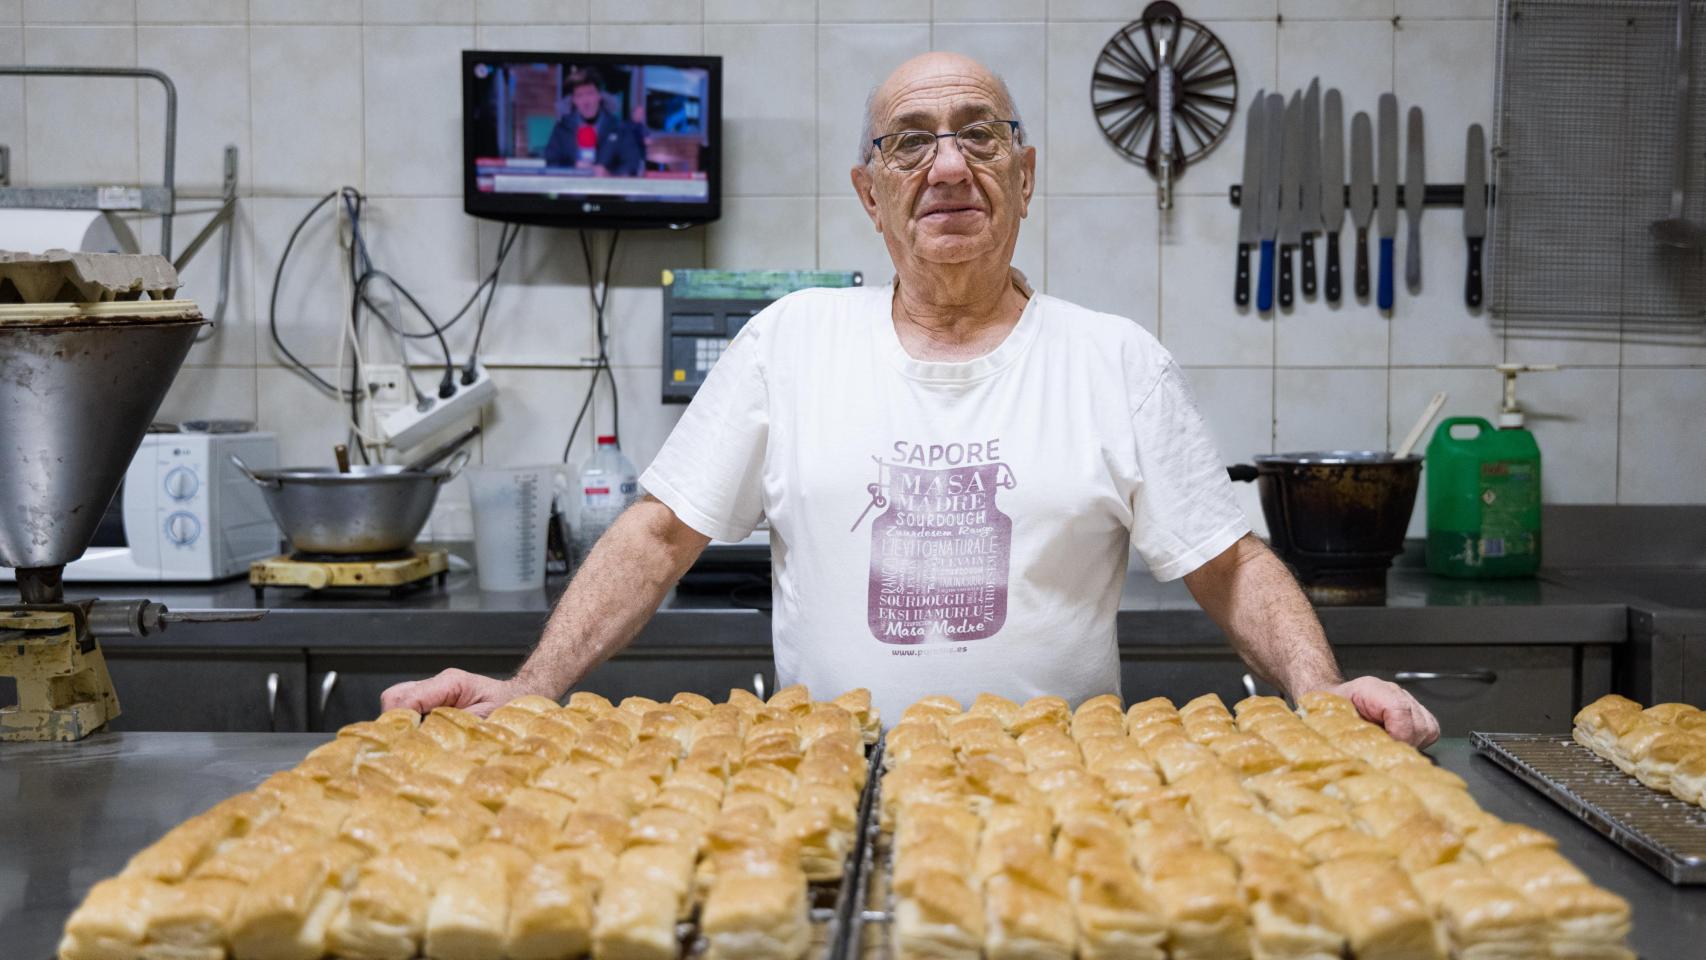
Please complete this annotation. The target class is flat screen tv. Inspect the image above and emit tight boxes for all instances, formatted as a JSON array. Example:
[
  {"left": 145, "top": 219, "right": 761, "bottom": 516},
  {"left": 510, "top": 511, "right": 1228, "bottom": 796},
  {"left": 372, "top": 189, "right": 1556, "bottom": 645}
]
[{"left": 463, "top": 50, "right": 721, "bottom": 230}]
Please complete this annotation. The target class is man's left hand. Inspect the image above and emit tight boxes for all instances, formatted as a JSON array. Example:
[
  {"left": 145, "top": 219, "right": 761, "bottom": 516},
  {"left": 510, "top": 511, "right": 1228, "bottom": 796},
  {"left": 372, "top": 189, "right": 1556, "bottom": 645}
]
[{"left": 1322, "top": 676, "right": 1441, "bottom": 748}]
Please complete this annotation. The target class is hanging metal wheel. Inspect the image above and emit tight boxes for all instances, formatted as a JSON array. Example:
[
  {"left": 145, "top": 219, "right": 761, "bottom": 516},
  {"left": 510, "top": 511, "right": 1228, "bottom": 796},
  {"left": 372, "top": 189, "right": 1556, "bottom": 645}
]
[{"left": 1091, "top": 1, "right": 1238, "bottom": 178}]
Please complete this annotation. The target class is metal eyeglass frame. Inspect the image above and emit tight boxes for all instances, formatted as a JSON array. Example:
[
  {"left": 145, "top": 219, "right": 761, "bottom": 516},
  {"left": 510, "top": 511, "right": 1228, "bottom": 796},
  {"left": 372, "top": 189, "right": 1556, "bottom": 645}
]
[{"left": 869, "top": 119, "right": 1023, "bottom": 171}]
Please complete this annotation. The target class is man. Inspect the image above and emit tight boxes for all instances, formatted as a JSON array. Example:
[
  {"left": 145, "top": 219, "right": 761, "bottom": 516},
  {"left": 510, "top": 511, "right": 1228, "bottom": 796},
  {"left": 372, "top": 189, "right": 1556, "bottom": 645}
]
[
  {"left": 543, "top": 68, "right": 646, "bottom": 177},
  {"left": 386, "top": 53, "right": 1440, "bottom": 747}
]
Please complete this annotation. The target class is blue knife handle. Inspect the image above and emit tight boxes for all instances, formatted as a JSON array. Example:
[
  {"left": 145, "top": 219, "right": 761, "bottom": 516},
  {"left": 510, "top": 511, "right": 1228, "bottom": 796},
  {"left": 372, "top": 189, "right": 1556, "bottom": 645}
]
[
  {"left": 1257, "top": 239, "right": 1275, "bottom": 312},
  {"left": 1378, "top": 236, "right": 1395, "bottom": 310}
]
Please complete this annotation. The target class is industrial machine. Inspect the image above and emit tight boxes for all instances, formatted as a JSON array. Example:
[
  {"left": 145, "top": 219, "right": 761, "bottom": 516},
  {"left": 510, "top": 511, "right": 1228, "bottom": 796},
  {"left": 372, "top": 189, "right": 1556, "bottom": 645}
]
[{"left": 0, "top": 251, "right": 261, "bottom": 741}]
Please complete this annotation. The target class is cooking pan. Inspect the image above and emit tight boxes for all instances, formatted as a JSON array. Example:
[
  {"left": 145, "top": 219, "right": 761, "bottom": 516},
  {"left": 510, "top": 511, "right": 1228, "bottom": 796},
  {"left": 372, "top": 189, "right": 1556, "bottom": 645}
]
[{"left": 1229, "top": 451, "right": 1422, "bottom": 604}]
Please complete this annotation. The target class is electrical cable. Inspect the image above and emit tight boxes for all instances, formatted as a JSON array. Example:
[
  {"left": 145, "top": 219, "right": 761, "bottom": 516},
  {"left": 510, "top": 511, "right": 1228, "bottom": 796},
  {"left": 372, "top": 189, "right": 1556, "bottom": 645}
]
[
  {"left": 561, "top": 229, "right": 621, "bottom": 463},
  {"left": 268, "top": 191, "right": 354, "bottom": 398},
  {"left": 269, "top": 187, "right": 524, "bottom": 461}
]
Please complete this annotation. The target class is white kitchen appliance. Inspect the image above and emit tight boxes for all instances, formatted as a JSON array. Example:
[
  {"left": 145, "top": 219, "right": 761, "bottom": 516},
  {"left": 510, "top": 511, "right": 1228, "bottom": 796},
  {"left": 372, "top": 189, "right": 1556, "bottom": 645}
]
[{"left": 0, "top": 431, "right": 282, "bottom": 583}]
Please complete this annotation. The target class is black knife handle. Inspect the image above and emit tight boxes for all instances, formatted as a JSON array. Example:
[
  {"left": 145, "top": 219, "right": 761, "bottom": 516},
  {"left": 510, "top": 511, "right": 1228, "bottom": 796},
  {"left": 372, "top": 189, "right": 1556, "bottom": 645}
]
[
  {"left": 1236, "top": 242, "right": 1251, "bottom": 307},
  {"left": 1279, "top": 245, "right": 1295, "bottom": 309},
  {"left": 1466, "top": 235, "right": 1484, "bottom": 309},
  {"left": 1325, "top": 231, "right": 1342, "bottom": 303},
  {"left": 1355, "top": 227, "right": 1370, "bottom": 299},
  {"left": 1300, "top": 234, "right": 1317, "bottom": 298}
]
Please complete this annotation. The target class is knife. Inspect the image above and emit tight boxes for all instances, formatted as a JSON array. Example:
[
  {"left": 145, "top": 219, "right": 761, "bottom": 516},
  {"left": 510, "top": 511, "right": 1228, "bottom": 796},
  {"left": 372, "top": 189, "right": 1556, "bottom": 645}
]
[
  {"left": 1321, "top": 88, "right": 1346, "bottom": 304},
  {"left": 1405, "top": 105, "right": 1425, "bottom": 293},
  {"left": 1236, "top": 91, "right": 1265, "bottom": 308},
  {"left": 1279, "top": 91, "right": 1303, "bottom": 309},
  {"left": 1258, "top": 92, "right": 1285, "bottom": 312},
  {"left": 1350, "top": 111, "right": 1374, "bottom": 299},
  {"left": 1377, "top": 92, "right": 1399, "bottom": 311},
  {"left": 1464, "top": 123, "right": 1487, "bottom": 309},
  {"left": 1299, "top": 78, "right": 1321, "bottom": 298}
]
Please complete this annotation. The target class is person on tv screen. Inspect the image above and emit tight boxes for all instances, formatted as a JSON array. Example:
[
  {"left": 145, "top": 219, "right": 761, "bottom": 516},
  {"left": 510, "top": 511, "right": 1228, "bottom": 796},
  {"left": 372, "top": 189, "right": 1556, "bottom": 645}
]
[{"left": 543, "top": 68, "right": 646, "bottom": 176}]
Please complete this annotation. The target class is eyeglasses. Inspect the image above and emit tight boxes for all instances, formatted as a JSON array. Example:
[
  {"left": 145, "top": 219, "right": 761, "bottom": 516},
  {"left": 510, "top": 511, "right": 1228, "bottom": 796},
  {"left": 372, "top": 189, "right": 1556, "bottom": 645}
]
[{"left": 869, "top": 119, "right": 1022, "bottom": 172}]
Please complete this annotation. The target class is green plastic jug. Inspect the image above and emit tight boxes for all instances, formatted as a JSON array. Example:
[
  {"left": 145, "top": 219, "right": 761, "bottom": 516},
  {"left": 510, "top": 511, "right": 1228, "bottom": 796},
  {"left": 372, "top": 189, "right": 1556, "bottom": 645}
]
[{"left": 1425, "top": 416, "right": 1542, "bottom": 578}]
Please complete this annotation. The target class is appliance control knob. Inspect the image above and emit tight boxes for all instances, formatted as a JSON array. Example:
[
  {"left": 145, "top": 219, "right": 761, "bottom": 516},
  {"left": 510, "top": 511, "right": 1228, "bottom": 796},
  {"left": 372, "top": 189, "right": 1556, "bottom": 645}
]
[
  {"left": 164, "top": 466, "right": 199, "bottom": 500},
  {"left": 165, "top": 512, "right": 202, "bottom": 545}
]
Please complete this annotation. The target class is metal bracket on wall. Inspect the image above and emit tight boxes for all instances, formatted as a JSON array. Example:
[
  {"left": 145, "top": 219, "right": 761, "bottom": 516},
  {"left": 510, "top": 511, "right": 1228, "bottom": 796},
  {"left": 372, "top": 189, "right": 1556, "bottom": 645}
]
[
  {"left": 172, "top": 145, "right": 240, "bottom": 339},
  {"left": 0, "top": 65, "right": 180, "bottom": 256},
  {"left": 0, "top": 67, "right": 240, "bottom": 338},
  {"left": 1229, "top": 182, "right": 1494, "bottom": 208}
]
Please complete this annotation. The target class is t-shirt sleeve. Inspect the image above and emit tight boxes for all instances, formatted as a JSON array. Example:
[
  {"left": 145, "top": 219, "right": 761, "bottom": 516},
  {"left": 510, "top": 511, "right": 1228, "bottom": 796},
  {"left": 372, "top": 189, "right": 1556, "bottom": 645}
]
[
  {"left": 639, "top": 313, "right": 770, "bottom": 543},
  {"left": 1127, "top": 358, "right": 1252, "bottom": 581}
]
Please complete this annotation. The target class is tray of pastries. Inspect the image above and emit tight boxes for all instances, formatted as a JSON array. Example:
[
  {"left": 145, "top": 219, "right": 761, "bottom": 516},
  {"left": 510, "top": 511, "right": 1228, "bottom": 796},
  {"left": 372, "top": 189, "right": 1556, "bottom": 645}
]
[
  {"left": 57, "top": 685, "right": 881, "bottom": 960},
  {"left": 851, "top": 691, "right": 1636, "bottom": 960},
  {"left": 1469, "top": 694, "right": 1706, "bottom": 884}
]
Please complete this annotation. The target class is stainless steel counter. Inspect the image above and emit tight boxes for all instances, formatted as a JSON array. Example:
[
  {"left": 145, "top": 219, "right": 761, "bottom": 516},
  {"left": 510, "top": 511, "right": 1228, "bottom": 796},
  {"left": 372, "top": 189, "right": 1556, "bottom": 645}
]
[
  {"left": 70, "top": 561, "right": 1630, "bottom": 652},
  {"left": 2, "top": 733, "right": 1700, "bottom": 958}
]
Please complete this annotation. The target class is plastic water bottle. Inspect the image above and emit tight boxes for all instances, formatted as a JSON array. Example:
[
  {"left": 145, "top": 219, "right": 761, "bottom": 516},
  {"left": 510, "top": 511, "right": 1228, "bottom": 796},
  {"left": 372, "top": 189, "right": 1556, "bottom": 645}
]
[{"left": 574, "top": 434, "right": 639, "bottom": 566}]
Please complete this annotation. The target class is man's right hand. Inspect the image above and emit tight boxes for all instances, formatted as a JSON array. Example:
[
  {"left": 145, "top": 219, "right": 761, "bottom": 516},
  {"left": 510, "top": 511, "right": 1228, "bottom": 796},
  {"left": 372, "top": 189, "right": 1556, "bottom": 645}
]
[{"left": 379, "top": 668, "right": 529, "bottom": 717}]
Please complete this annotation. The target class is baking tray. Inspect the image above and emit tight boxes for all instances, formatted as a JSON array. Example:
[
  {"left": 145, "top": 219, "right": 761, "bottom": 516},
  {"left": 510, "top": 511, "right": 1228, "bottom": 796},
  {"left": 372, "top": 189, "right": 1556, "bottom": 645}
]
[
  {"left": 43, "top": 741, "right": 887, "bottom": 960},
  {"left": 1473, "top": 731, "right": 1706, "bottom": 885}
]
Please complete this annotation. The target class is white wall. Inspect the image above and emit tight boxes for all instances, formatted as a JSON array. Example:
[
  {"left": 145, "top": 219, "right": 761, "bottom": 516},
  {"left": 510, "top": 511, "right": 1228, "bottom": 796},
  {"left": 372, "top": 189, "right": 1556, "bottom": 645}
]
[{"left": 3, "top": 0, "right": 1702, "bottom": 540}]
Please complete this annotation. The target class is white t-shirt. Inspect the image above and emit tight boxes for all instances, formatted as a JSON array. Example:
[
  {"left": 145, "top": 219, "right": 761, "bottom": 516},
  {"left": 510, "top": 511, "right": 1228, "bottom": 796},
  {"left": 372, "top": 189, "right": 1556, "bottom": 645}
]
[{"left": 641, "top": 279, "right": 1249, "bottom": 725}]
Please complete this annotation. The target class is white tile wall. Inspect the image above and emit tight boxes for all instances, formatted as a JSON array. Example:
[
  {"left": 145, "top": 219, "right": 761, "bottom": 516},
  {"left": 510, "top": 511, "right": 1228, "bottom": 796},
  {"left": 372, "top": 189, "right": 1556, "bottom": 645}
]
[{"left": 2, "top": 0, "right": 1699, "bottom": 518}]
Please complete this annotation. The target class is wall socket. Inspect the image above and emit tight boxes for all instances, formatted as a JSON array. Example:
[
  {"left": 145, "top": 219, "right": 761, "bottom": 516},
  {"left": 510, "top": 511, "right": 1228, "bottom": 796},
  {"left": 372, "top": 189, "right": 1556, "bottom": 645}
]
[{"left": 364, "top": 364, "right": 409, "bottom": 421}]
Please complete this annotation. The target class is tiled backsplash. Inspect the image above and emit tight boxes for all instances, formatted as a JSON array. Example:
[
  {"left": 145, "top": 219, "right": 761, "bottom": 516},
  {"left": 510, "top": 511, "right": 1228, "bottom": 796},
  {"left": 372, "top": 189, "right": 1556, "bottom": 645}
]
[{"left": 3, "top": 0, "right": 1702, "bottom": 543}]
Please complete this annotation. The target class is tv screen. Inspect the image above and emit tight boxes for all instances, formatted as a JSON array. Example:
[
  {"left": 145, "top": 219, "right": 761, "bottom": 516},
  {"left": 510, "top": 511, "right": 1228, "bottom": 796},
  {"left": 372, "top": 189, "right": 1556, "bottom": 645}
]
[{"left": 462, "top": 51, "right": 721, "bottom": 229}]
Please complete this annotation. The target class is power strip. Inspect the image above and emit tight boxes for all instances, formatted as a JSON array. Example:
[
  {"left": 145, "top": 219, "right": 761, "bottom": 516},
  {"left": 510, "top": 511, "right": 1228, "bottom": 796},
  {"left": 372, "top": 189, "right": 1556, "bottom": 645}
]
[{"left": 380, "top": 361, "right": 497, "bottom": 450}]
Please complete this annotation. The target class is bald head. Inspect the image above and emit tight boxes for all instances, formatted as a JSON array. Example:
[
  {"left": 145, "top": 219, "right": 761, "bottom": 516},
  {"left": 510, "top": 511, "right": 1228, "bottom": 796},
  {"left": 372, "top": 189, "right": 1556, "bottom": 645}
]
[{"left": 859, "top": 52, "right": 1025, "bottom": 163}]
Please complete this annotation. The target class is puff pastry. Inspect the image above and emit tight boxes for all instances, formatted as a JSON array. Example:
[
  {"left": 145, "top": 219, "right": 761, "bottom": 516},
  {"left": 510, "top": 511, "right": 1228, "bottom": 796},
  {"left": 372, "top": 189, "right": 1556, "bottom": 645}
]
[
  {"left": 327, "top": 842, "right": 453, "bottom": 960},
  {"left": 1312, "top": 854, "right": 1444, "bottom": 960},
  {"left": 1067, "top": 848, "right": 1166, "bottom": 960},
  {"left": 228, "top": 842, "right": 358, "bottom": 960},
  {"left": 591, "top": 873, "right": 681, "bottom": 960},
  {"left": 1410, "top": 862, "right": 1549, "bottom": 960},
  {"left": 894, "top": 868, "right": 983, "bottom": 960}
]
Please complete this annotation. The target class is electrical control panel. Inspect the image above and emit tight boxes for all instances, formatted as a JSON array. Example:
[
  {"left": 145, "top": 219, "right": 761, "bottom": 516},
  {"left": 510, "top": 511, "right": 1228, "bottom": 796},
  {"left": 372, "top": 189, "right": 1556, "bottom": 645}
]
[{"left": 659, "top": 269, "right": 862, "bottom": 403}]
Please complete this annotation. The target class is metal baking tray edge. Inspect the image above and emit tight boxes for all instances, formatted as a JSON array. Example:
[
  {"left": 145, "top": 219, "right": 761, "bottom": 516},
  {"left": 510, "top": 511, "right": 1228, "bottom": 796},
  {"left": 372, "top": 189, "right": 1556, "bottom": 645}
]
[
  {"left": 828, "top": 736, "right": 884, "bottom": 960},
  {"left": 838, "top": 737, "right": 887, "bottom": 960},
  {"left": 1472, "top": 731, "right": 1706, "bottom": 885}
]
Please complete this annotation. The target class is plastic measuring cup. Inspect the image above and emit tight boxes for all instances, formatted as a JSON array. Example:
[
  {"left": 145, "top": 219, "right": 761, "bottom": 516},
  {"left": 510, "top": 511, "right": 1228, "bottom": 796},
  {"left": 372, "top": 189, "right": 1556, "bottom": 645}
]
[{"left": 466, "top": 464, "right": 560, "bottom": 592}]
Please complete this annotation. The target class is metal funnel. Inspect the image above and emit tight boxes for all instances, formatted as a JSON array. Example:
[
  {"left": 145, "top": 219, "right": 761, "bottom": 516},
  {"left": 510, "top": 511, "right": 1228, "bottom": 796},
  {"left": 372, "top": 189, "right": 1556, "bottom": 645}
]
[{"left": 0, "top": 301, "right": 203, "bottom": 589}]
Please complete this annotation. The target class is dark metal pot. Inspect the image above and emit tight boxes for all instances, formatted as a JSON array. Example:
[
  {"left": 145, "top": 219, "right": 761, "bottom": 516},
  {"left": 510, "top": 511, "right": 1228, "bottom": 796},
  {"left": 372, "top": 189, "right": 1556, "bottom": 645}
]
[
  {"left": 231, "top": 451, "right": 469, "bottom": 558},
  {"left": 1229, "top": 451, "right": 1422, "bottom": 605}
]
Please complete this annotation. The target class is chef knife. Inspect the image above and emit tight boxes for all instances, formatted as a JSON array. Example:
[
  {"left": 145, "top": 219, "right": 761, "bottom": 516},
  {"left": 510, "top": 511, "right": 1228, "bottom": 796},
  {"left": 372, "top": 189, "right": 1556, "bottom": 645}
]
[
  {"left": 1299, "top": 78, "right": 1321, "bottom": 298},
  {"left": 1236, "top": 90, "right": 1265, "bottom": 308},
  {"left": 1377, "top": 92, "right": 1399, "bottom": 311},
  {"left": 1405, "top": 105, "right": 1425, "bottom": 293},
  {"left": 1321, "top": 88, "right": 1346, "bottom": 304},
  {"left": 1350, "top": 111, "right": 1374, "bottom": 299},
  {"left": 1463, "top": 123, "right": 1487, "bottom": 309},
  {"left": 1258, "top": 92, "right": 1285, "bottom": 312},
  {"left": 1279, "top": 91, "right": 1303, "bottom": 309}
]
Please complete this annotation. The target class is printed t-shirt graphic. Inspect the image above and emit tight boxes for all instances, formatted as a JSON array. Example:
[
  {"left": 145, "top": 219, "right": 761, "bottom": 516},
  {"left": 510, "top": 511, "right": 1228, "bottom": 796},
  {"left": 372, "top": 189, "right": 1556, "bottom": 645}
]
[{"left": 857, "top": 441, "right": 1015, "bottom": 644}]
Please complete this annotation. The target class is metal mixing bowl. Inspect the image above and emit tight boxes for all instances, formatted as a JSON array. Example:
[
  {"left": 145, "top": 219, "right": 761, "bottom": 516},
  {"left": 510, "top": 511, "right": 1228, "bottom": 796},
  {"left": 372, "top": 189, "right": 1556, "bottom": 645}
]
[{"left": 231, "top": 451, "right": 469, "bottom": 557}]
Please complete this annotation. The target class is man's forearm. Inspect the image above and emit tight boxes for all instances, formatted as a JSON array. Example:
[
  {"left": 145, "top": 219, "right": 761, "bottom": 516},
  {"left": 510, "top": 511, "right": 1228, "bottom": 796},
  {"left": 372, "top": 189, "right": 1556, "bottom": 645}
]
[
  {"left": 510, "top": 496, "right": 709, "bottom": 699},
  {"left": 1182, "top": 533, "right": 1343, "bottom": 697}
]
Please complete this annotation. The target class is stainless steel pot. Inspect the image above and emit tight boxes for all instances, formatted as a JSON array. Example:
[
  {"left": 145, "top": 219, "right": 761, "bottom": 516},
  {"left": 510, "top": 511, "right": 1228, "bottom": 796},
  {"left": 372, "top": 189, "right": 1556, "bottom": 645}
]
[{"left": 231, "top": 451, "right": 470, "bottom": 557}]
